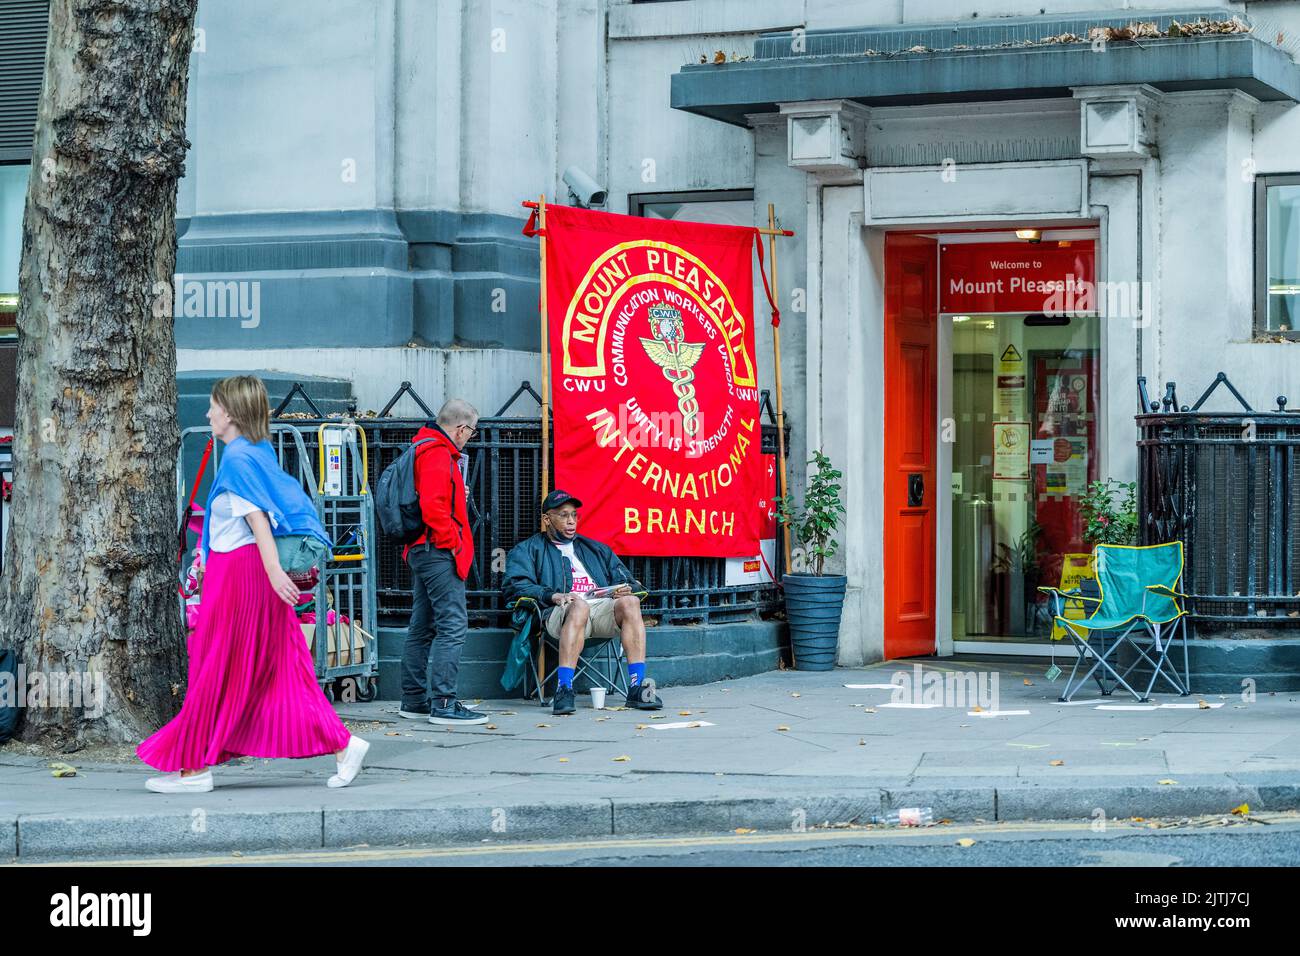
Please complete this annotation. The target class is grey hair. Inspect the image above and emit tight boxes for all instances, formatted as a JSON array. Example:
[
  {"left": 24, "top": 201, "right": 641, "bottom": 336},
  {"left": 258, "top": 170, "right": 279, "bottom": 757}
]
[{"left": 437, "top": 398, "right": 479, "bottom": 429}]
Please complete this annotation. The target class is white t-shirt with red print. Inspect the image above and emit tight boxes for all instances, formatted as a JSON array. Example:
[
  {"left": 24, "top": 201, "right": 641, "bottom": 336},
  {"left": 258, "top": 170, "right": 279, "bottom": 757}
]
[{"left": 553, "top": 539, "right": 597, "bottom": 595}]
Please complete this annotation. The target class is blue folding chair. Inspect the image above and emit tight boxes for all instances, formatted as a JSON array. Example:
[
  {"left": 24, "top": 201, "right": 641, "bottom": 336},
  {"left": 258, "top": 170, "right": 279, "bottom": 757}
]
[{"left": 1039, "top": 542, "right": 1191, "bottom": 702}]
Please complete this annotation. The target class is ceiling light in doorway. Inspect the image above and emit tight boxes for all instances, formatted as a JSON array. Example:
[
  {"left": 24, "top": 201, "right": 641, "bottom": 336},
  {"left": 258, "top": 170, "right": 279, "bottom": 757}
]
[
  {"left": 952, "top": 315, "right": 971, "bottom": 323},
  {"left": 1024, "top": 313, "right": 1070, "bottom": 327},
  {"left": 1015, "top": 228, "right": 1042, "bottom": 243}
]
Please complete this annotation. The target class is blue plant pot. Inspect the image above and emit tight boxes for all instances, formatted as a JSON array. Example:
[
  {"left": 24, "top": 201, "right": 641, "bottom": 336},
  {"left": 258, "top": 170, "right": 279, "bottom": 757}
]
[{"left": 783, "top": 573, "right": 847, "bottom": 671}]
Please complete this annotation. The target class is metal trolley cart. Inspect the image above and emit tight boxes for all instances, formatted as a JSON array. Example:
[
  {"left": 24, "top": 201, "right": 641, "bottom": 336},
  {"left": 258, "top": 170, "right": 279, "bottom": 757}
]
[{"left": 176, "top": 422, "right": 380, "bottom": 702}]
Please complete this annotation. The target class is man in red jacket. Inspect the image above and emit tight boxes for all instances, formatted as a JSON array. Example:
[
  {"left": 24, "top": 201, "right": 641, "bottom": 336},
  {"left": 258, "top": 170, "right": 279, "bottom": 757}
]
[{"left": 398, "top": 398, "right": 487, "bottom": 725}]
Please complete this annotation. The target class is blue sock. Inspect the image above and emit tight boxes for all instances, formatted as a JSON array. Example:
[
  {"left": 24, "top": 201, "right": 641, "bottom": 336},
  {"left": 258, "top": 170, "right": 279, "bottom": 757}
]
[
  {"left": 557, "top": 666, "right": 575, "bottom": 689},
  {"left": 628, "top": 662, "right": 645, "bottom": 686}
]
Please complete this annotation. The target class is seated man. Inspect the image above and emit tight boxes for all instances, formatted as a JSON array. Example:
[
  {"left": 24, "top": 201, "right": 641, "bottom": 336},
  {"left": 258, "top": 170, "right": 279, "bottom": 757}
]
[{"left": 504, "top": 489, "right": 664, "bottom": 716}]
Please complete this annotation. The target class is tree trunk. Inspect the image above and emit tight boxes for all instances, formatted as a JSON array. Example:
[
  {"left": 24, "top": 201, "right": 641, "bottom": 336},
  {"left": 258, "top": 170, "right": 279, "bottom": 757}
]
[{"left": 1, "top": 0, "right": 198, "bottom": 748}]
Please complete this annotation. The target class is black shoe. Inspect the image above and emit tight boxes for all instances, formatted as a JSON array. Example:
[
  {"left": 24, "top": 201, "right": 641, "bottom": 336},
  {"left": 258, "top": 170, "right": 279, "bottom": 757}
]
[
  {"left": 428, "top": 698, "right": 488, "bottom": 725},
  {"left": 552, "top": 685, "right": 576, "bottom": 716},
  {"left": 627, "top": 677, "right": 663, "bottom": 710},
  {"left": 398, "top": 701, "right": 430, "bottom": 719}
]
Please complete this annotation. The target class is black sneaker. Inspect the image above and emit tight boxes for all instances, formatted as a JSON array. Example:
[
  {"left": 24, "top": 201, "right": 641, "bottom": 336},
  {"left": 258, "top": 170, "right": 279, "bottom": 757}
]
[
  {"left": 627, "top": 677, "right": 664, "bottom": 710},
  {"left": 398, "top": 701, "right": 430, "bottom": 719},
  {"left": 552, "top": 685, "right": 576, "bottom": 716},
  {"left": 429, "top": 698, "right": 489, "bottom": 725}
]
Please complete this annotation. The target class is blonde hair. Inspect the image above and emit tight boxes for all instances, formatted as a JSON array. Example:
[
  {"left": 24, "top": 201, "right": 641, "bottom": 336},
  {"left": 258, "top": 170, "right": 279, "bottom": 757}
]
[{"left": 212, "top": 375, "right": 271, "bottom": 443}]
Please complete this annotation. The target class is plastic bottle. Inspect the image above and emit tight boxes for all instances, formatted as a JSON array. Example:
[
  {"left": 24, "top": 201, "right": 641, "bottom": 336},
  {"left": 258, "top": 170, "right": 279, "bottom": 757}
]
[{"left": 870, "top": 807, "right": 933, "bottom": 826}]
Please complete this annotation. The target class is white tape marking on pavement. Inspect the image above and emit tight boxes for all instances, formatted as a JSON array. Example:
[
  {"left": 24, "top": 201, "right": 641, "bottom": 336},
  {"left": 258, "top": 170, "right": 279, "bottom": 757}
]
[
  {"left": 969, "top": 710, "right": 1032, "bottom": 718},
  {"left": 876, "top": 702, "right": 942, "bottom": 709},
  {"left": 1095, "top": 705, "right": 1159, "bottom": 711},
  {"left": 844, "top": 684, "right": 900, "bottom": 690},
  {"left": 1157, "top": 702, "right": 1224, "bottom": 710},
  {"left": 646, "top": 721, "right": 715, "bottom": 731}
]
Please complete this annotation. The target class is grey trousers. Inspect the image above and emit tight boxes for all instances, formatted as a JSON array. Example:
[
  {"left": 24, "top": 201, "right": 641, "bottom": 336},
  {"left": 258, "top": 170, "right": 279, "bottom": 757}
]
[{"left": 400, "top": 546, "right": 469, "bottom": 706}]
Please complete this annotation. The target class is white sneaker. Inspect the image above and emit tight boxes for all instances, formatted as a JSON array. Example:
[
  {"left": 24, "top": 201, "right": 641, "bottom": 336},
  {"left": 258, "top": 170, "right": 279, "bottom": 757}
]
[
  {"left": 327, "top": 736, "right": 370, "bottom": 788},
  {"left": 145, "top": 770, "right": 213, "bottom": 793}
]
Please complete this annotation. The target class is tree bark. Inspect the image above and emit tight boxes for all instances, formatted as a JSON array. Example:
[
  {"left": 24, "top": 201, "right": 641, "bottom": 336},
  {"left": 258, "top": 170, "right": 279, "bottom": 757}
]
[{"left": 1, "top": 0, "right": 198, "bottom": 748}]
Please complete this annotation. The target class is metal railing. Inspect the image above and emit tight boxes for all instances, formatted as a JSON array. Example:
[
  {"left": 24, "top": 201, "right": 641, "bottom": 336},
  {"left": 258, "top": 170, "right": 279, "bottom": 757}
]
[
  {"left": 1137, "top": 373, "right": 1300, "bottom": 628},
  {"left": 268, "top": 380, "right": 788, "bottom": 628}
]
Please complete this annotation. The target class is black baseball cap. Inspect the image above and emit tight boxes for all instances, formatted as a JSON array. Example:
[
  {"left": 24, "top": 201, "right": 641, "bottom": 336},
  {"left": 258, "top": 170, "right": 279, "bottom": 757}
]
[{"left": 542, "top": 489, "right": 583, "bottom": 512}]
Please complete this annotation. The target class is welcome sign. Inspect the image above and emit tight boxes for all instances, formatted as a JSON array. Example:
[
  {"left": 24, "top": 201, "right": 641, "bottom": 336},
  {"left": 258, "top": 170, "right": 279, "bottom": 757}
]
[
  {"left": 542, "top": 205, "right": 764, "bottom": 558},
  {"left": 939, "top": 241, "right": 1096, "bottom": 314}
]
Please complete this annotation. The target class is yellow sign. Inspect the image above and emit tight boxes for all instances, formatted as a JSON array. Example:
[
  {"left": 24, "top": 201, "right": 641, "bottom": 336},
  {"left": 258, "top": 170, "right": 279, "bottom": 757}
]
[{"left": 1050, "top": 552, "right": 1097, "bottom": 640}]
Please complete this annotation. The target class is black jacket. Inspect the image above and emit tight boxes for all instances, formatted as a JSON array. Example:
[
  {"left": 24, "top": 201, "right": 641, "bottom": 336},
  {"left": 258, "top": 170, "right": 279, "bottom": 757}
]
[{"left": 503, "top": 532, "right": 644, "bottom": 620}]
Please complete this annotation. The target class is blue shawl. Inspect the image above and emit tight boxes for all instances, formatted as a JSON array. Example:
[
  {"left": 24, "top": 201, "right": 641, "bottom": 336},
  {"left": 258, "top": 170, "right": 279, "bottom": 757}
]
[{"left": 200, "top": 436, "right": 330, "bottom": 561}]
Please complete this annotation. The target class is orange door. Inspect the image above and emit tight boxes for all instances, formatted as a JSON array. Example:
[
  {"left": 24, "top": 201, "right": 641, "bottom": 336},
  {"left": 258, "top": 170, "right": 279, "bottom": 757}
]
[{"left": 883, "top": 234, "right": 938, "bottom": 658}]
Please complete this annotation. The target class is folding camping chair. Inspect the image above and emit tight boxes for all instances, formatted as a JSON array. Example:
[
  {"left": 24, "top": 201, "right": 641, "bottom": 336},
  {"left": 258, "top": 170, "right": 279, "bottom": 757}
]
[
  {"left": 503, "top": 596, "right": 633, "bottom": 706},
  {"left": 1039, "top": 542, "right": 1191, "bottom": 703}
]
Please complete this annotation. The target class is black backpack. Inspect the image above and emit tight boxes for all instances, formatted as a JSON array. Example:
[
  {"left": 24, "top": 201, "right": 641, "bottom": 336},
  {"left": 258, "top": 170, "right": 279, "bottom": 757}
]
[
  {"left": 375, "top": 438, "right": 438, "bottom": 545},
  {"left": 0, "top": 648, "right": 18, "bottom": 744}
]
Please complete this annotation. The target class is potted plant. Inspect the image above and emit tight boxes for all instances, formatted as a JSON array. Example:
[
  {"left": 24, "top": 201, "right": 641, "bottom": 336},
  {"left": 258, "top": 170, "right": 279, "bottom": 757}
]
[
  {"left": 777, "top": 450, "right": 847, "bottom": 671},
  {"left": 991, "top": 521, "right": 1043, "bottom": 636},
  {"left": 1080, "top": 478, "right": 1139, "bottom": 546}
]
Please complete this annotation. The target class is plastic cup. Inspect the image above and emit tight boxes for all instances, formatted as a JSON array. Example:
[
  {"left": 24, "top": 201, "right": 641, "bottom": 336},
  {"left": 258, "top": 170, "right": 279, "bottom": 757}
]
[{"left": 589, "top": 687, "right": 606, "bottom": 710}]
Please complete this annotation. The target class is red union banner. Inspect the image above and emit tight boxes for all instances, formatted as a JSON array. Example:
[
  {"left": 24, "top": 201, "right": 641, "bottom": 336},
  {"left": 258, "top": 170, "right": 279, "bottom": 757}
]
[
  {"left": 940, "top": 241, "right": 1096, "bottom": 314},
  {"left": 541, "top": 204, "right": 763, "bottom": 558}
]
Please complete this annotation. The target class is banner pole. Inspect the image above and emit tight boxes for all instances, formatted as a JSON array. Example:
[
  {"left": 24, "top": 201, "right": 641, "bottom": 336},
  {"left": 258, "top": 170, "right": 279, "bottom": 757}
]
[
  {"left": 768, "top": 204, "right": 791, "bottom": 574},
  {"left": 538, "top": 194, "right": 551, "bottom": 502},
  {"left": 537, "top": 194, "right": 549, "bottom": 694}
]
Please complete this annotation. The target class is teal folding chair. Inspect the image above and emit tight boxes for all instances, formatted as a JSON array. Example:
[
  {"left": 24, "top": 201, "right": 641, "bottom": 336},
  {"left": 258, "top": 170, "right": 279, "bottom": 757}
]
[
  {"left": 1039, "top": 542, "right": 1191, "bottom": 702},
  {"left": 501, "top": 596, "right": 633, "bottom": 706}
]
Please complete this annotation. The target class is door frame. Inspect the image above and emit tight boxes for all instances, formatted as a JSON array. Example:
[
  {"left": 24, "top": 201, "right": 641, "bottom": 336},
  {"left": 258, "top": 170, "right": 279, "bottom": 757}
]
[{"left": 881, "top": 225, "right": 1103, "bottom": 661}]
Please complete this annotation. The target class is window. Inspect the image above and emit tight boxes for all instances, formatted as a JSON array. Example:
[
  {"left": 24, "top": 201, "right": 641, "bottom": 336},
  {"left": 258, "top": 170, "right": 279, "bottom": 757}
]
[
  {"left": 1256, "top": 173, "right": 1300, "bottom": 337},
  {"left": 629, "top": 189, "right": 754, "bottom": 226}
]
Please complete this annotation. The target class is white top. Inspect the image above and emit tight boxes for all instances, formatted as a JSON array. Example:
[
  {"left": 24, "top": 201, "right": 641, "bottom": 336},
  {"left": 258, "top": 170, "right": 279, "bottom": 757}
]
[
  {"left": 207, "top": 491, "right": 277, "bottom": 553},
  {"left": 553, "top": 539, "right": 597, "bottom": 594}
]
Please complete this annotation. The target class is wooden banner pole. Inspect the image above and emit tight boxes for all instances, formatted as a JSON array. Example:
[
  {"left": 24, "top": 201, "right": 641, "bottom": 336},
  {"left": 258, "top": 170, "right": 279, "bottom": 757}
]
[
  {"left": 767, "top": 204, "right": 791, "bottom": 573},
  {"left": 537, "top": 193, "right": 549, "bottom": 693}
]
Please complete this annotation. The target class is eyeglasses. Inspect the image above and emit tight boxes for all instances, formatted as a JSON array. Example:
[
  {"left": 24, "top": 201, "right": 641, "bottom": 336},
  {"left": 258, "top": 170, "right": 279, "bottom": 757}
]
[{"left": 460, "top": 424, "right": 479, "bottom": 440}]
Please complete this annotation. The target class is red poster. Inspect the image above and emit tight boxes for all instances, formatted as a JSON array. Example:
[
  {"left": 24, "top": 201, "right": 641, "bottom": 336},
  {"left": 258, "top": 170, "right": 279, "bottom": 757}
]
[
  {"left": 542, "top": 204, "right": 763, "bottom": 557},
  {"left": 940, "top": 241, "right": 1095, "bottom": 314}
]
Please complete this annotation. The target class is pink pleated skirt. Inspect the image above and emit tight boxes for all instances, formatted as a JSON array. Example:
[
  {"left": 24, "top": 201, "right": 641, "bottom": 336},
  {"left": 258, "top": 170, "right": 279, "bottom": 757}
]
[{"left": 137, "top": 542, "right": 351, "bottom": 772}]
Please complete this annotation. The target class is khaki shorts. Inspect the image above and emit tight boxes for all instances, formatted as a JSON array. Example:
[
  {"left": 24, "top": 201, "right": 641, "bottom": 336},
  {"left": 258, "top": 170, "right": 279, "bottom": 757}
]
[{"left": 545, "top": 596, "right": 621, "bottom": 641}]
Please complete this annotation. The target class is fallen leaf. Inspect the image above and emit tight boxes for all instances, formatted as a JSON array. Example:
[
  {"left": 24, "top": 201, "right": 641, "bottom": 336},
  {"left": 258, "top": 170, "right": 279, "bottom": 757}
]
[
  {"left": 957, "top": 838, "right": 976, "bottom": 847},
  {"left": 612, "top": 755, "right": 631, "bottom": 762},
  {"left": 536, "top": 723, "right": 551, "bottom": 728},
  {"left": 864, "top": 707, "right": 877, "bottom": 714},
  {"left": 1198, "top": 700, "right": 1211, "bottom": 709},
  {"left": 734, "top": 827, "right": 756, "bottom": 834},
  {"left": 1049, "top": 759, "right": 1065, "bottom": 766},
  {"left": 595, "top": 717, "right": 611, "bottom": 722},
  {"left": 384, "top": 732, "right": 400, "bottom": 736},
  {"left": 49, "top": 762, "right": 77, "bottom": 778},
  {"left": 171, "top": 683, "right": 180, "bottom": 696},
  {"left": 1231, "top": 803, "right": 1250, "bottom": 816},
  {"left": 858, "top": 738, "right": 866, "bottom": 746},
  {"left": 650, "top": 715, "right": 666, "bottom": 720},
  {"left": 1132, "top": 816, "right": 1146, "bottom": 822},
  {"left": 971, "top": 705, "right": 983, "bottom": 713},
  {"left": 1023, "top": 679, "right": 1033, "bottom": 686},
  {"left": 777, "top": 725, "right": 791, "bottom": 732},
  {"left": 688, "top": 721, "right": 704, "bottom": 729},
  {"left": 636, "top": 724, "right": 649, "bottom": 730},
  {"left": 557, "top": 758, "right": 569, "bottom": 763},
  {"left": 1159, "top": 779, "right": 1178, "bottom": 786},
  {"left": 485, "top": 724, "right": 498, "bottom": 730},
  {"left": 791, "top": 692, "right": 801, "bottom": 698},
  {"left": 679, "top": 711, "right": 692, "bottom": 716}
]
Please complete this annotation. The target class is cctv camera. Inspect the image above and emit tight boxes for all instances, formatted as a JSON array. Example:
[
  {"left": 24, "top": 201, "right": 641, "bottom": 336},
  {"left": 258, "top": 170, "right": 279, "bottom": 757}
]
[{"left": 563, "top": 166, "right": 607, "bottom": 208}]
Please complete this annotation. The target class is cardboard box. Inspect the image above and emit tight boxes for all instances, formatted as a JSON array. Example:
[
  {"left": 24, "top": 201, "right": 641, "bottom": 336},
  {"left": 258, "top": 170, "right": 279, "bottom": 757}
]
[{"left": 301, "top": 620, "right": 370, "bottom": 667}]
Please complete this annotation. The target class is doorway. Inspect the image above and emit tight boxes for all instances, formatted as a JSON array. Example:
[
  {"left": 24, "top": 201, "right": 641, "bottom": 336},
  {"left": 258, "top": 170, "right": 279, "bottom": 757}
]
[{"left": 883, "top": 229, "right": 1100, "bottom": 659}]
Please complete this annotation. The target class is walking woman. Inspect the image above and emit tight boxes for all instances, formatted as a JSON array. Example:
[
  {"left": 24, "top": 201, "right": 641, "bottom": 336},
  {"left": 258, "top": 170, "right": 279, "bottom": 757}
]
[{"left": 137, "top": 375, "right": 369, "bottom": 792}]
